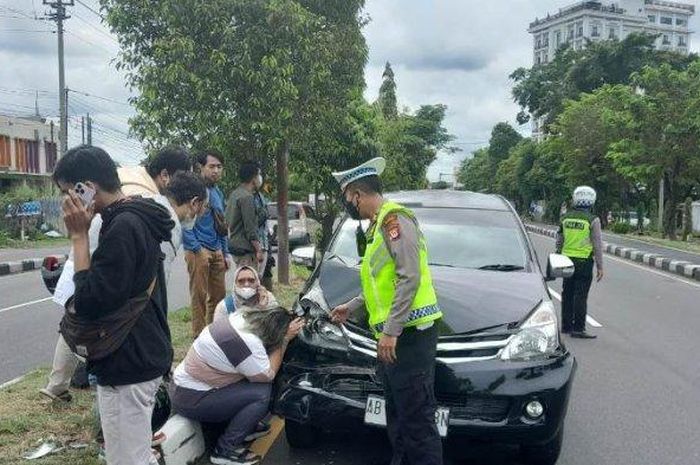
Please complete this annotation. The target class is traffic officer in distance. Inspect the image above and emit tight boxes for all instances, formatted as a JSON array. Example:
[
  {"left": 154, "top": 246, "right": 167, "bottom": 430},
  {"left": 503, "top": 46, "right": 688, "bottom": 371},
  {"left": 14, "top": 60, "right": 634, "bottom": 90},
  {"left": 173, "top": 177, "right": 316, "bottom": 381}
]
[
  {"left": 330, "top": 157, "right": 443, "bottom": 465},
  {"left": 556, "top": 185, "right": 604, "bottom": 339}
]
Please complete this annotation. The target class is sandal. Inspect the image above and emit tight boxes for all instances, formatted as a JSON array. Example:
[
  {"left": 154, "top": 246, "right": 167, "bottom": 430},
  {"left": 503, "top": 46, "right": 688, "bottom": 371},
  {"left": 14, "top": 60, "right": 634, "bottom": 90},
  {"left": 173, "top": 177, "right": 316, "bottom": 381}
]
[{"left": 39, "top": 388, "right": 72, "bottom": 402}]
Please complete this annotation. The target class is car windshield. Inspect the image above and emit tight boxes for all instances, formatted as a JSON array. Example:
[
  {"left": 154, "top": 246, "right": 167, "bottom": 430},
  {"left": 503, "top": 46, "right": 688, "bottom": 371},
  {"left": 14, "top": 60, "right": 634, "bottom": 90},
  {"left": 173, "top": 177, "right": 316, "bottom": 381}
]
[
  {"left": 268, "top": 204, "right": 301, "bottom": 220},
  {"left": 329, "top": 208, "right": 529, "bottom": 270}
]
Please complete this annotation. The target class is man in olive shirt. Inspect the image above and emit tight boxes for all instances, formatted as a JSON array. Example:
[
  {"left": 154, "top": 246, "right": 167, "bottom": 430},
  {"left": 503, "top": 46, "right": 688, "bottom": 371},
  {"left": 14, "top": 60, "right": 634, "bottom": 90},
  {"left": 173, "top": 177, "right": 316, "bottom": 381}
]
[{"left": 226, "top": 161, "right": 264, "bottom": 268}]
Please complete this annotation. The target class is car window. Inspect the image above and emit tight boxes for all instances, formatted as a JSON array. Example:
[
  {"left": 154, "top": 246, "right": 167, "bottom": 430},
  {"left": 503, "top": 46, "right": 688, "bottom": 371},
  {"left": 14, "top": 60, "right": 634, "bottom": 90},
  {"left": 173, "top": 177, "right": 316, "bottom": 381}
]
[
  {"left": 303, "top": 205, "right": 315, "bottom": 219},
  {"left": 329, "top": 208, "right": 529, "bottom": 270},
  {"left": 268, "top": 204, "right": 302, "bottom": 220}
]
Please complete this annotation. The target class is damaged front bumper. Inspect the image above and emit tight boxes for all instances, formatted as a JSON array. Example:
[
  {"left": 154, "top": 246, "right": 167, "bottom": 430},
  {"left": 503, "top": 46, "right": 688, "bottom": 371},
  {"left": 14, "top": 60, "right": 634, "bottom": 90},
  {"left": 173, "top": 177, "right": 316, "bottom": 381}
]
[{"left": 273, "top": 351, "right": 576, "bottom": 445}]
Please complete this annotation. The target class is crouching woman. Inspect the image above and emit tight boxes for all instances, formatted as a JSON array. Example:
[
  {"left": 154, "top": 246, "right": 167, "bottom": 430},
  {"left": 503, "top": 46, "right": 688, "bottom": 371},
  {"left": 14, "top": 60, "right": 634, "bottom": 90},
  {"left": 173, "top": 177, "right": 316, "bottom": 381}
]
[{"left": 172, "top": 306, "right": 304, "bottom": 465}]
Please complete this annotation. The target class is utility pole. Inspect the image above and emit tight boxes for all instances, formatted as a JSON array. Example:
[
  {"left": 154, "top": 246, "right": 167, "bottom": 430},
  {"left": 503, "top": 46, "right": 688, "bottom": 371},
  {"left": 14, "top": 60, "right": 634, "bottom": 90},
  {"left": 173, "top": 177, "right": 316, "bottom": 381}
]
[
  {"left": 88, "top": 113, "right": 92, "bottom": 145},
  {"left": 81, "top": 116, "right": 85, "bottom": 144},
  {"left": 43, "top": 0, "right": 73, "bottom": 157}
]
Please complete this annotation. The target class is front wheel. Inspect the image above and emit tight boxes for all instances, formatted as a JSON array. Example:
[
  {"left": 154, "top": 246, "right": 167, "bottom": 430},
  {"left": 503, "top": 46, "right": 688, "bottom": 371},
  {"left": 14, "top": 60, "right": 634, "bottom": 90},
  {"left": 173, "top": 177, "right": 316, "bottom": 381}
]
[
  {"left": 520, "top": 427, "right": 564, "bottom": 465},
  {"left": 284, "top": 420, "right": 320, "bottom": 449}
]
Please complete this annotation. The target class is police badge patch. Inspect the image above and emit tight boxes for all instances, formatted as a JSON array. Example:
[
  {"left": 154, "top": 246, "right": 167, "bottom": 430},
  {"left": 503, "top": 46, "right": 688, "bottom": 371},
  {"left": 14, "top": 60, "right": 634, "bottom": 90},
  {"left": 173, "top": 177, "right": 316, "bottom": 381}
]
[{"left": 383, "top": 213, "right": 401, "bottom": 241}]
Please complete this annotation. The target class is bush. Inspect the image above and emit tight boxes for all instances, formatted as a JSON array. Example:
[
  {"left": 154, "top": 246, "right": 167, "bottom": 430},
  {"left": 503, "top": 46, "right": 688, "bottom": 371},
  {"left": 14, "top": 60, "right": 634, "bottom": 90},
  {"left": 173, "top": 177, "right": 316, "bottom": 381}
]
[{"left": 611, "top": 222, "right": 631, "bottom": 234}]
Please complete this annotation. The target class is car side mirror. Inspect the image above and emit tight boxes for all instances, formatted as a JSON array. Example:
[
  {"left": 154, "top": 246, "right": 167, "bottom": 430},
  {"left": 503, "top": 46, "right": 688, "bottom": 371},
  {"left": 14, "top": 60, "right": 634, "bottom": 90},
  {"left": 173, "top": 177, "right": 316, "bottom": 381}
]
[
  {"left": 546, "top": 253, "right": 574, "bottom": 281},
  {"left": 292, "top": 246, "right": 317, "bottom": 270}
]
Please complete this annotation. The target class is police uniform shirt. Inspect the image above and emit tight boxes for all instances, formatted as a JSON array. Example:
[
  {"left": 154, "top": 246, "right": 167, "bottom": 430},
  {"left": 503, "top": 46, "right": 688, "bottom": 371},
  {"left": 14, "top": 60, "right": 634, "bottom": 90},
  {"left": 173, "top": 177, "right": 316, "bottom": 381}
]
[{"left": 346, "top": 209, "right": 421, "bottom": 337}]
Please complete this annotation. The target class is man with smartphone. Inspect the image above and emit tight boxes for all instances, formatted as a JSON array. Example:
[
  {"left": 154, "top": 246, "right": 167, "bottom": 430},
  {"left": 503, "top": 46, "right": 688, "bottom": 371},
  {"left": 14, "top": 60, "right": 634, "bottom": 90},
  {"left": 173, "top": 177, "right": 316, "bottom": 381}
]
[
  {"left": 53, "top": 145, "right": 174, "bottom": 465},
  {"left": 42, "top": 146, "right": 195, "bottom": 403}
]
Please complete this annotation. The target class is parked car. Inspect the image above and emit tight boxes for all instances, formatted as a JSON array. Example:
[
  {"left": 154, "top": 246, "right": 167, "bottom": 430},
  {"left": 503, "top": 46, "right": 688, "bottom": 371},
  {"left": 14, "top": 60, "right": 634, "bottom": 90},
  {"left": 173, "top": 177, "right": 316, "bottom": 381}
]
[
  {"left": 276, "top": 190, "right": 576, "bottom": 465},
  {"left": 268, "top": 202, "right": 320, "bottom": 248}
]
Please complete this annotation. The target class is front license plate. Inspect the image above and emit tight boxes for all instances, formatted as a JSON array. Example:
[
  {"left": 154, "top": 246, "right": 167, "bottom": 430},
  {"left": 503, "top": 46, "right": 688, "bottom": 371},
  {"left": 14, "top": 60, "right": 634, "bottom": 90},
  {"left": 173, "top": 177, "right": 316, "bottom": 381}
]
[{"left": 364, "top": 395, "right": 450, "bottom": 437}]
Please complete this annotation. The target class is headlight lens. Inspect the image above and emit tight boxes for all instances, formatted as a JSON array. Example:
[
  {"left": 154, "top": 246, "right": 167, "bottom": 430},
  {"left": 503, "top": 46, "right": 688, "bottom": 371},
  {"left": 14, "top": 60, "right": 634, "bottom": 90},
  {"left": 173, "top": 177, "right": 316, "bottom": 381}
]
[{"left": 501, "top": 300, "right": 559, "bottom": 361}]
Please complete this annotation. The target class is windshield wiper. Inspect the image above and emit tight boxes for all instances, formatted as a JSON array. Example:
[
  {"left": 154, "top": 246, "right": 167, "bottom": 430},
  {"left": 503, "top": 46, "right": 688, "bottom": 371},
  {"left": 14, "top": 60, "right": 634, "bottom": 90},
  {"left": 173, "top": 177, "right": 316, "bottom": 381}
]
[{"left": 477, "top": 264, "right": 525, "bottom": 272}]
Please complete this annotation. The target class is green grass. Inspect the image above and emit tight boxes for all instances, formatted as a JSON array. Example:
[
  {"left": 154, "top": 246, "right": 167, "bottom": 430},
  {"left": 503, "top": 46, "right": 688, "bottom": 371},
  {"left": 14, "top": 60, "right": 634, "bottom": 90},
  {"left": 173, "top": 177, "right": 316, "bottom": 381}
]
[
  {"left": 0, "top": 265, "right": 311, "bottom": 464},
  {"left": 0, "top": 237, "right": 70, "bottom": 250}
]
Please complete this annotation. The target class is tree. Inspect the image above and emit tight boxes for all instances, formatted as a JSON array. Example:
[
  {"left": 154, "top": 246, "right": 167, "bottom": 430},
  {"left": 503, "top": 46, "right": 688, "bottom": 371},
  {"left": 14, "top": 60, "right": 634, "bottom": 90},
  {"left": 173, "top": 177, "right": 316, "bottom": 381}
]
[
  {"left": 553, "top": 85, "right": 636, "bottom": 222},
  {"left": 380, "top": 104, "right": 456, "bottom": 191},
  {"left": 607, "top": 63, "right": 700, "bottom": 239},
  {"left": 457, "top": 148, "right": 491, "bottom": 192},
  {"left": 377, "top": 62, "right": 398, "bottom": 120},
  {"left": 511, "top": 33, "right": 697, "bottom": 134},
  {"left": 487, "top": 122, "right": 523, "bottom": 165},
  {"left": 101, "top": 0, "right": 368, "bottom": 282}
]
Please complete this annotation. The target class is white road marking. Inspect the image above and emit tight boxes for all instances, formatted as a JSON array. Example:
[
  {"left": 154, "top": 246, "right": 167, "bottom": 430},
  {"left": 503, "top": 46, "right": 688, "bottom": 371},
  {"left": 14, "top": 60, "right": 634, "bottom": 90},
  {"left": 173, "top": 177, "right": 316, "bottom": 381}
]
[
  {"left": 531, "top": 230, "right": 700, "bottom": 289},
  {"left": 0, "top": 297, "right": 52, "bottom": 315},
  {"left": 547, "top": 287, "right": 603, "bottom": 328}
]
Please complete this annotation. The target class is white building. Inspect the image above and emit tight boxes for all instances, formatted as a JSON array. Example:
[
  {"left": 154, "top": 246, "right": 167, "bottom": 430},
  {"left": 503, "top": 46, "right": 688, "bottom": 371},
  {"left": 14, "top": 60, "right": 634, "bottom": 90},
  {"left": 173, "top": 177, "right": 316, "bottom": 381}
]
[
  {"left": 530, "top": 0, "right": 694, "bottom": 65},
  {"left": 528, "top": 0, "right": 695, "bottom": 138}
]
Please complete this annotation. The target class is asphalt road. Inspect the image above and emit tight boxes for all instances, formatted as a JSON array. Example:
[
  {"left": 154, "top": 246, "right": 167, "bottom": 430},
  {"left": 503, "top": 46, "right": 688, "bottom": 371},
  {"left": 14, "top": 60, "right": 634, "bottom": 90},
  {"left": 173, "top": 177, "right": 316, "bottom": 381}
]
[
  {"left": 0, "top": 245, "right": 70, "bottom": 263},
  {"left": 3, "top": 235, "right": 700, "bottom": 465},
  {"left": 262, "top": 232, "right": 700, "bottom": 465},
  {"left": 0, "top": 253, "right": 192, "bottom": 385}
]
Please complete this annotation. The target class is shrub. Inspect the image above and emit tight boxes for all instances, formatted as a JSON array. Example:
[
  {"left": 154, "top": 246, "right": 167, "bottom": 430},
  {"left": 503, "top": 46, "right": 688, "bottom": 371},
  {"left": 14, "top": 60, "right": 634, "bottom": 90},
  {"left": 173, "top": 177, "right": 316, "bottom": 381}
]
[{"left": 611, "top": 222, "right": 631, "bottom": 234}]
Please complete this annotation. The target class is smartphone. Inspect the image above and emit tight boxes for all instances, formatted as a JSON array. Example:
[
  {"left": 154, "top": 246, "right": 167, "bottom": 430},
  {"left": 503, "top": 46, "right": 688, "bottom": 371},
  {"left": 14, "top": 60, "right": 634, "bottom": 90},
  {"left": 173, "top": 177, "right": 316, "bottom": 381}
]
[{"left": 74, "top": 182, "right": 96, "bottom": 207}]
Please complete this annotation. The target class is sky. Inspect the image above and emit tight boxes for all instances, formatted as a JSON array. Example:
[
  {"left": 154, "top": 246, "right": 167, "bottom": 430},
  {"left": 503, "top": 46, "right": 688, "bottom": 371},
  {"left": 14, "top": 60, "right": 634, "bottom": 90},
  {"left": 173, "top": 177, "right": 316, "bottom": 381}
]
[{"left": 1, "top": 0, "right": 698, "bottom": 177}]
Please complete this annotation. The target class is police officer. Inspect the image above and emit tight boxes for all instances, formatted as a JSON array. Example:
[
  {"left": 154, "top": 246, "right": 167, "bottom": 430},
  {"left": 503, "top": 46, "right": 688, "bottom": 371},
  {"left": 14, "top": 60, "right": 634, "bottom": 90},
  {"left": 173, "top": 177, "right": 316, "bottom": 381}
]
[
  {"left": 557, "top": 185, "right": 604, "bottom": 339},
  {"left": 330, "top": 158, "right": 443, "bottom": 465}
]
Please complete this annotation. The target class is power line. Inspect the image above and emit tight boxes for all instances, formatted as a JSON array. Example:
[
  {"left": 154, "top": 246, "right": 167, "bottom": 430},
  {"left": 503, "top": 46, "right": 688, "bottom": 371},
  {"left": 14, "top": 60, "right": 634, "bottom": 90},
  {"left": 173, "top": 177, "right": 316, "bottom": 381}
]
[
  {"left": 71, "top": 10, "right": 118, "bottom": 45},
  {"left": 65, "top": 28, "right": 115, "bottom": 54},
  {"left": 74, "top": 0, "right": 103, "bottom": 19},
  {"left": 67, "top": 88, "right": 132, "bottom": 106}
]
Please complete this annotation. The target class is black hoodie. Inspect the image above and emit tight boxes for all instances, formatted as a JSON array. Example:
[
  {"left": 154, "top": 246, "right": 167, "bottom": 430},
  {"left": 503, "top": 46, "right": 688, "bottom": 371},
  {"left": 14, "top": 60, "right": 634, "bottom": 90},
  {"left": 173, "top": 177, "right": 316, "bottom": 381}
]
[{"left": 73, "top": 197, "right": 175, "bottom": 386}]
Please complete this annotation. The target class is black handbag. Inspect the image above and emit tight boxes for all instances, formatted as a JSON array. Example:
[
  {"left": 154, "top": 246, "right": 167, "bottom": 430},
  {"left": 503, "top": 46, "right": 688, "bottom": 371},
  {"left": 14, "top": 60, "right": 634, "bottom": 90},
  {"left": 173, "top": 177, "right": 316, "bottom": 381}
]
[{"left": 60, "top": 278, "right": 157, "bottom": 362}]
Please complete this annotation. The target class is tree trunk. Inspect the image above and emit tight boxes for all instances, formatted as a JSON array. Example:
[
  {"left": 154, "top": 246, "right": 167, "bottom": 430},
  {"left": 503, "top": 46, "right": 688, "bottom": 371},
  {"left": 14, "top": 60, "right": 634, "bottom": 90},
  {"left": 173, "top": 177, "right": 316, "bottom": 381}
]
[
  {"left": 276, "top": 141, "right": 290, "bottom": 285},
  {"left": 663, "top": 172, "right": 677, "bottom": 240}
]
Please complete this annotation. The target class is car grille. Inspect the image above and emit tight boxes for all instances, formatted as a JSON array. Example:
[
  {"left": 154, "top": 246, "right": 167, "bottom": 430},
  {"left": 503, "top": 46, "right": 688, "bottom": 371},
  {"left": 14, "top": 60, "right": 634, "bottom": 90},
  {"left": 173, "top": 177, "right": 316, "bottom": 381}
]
[
  {"left": 343, "top": 324, "right": 514, "bottom": 364},
  {"left": 325, "top": 378, "right": 511, "bottom": 423}
]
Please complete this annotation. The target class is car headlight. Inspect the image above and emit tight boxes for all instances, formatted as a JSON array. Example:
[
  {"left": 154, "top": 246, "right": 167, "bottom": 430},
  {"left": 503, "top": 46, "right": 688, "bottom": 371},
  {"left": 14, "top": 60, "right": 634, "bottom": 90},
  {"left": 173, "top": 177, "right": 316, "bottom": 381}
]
[
  {"left": 296, "top": 283, "right": 347, "bottom": 345},
  {"left": 500, "top": 300, "right": 559, "bottom": 361}
]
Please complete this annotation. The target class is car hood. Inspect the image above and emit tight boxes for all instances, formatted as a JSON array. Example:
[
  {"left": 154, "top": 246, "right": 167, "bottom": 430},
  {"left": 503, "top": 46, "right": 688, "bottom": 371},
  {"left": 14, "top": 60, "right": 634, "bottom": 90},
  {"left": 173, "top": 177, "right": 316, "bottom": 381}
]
[{"left": 318, "top": 258, "right": 545, "bottom": 334}]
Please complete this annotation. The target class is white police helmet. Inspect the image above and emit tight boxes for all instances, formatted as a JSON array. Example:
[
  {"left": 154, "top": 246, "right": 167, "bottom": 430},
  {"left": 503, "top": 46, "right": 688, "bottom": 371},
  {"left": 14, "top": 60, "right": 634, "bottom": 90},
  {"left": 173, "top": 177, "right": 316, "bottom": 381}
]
[{"left": 572, "top": 186, "right": 597, "bottom": 208}]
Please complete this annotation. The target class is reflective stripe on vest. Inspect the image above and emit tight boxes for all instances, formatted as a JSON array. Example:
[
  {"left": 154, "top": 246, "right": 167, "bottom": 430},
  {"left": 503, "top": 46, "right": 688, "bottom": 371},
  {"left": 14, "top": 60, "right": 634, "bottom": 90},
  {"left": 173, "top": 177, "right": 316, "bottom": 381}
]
[
  {"left": 561, "top": 211, "right": 594, "bottom": 259},
  {"left": 360, "top": 201, "right": 442, "bottom": 338}
]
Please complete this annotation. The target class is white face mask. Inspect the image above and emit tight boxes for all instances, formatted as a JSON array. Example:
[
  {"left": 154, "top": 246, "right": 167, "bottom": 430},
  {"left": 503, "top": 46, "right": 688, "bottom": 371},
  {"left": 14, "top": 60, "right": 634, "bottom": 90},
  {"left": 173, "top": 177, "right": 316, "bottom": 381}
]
[{"left": 235, "top": 286, "right": 257, "bottom": 300}]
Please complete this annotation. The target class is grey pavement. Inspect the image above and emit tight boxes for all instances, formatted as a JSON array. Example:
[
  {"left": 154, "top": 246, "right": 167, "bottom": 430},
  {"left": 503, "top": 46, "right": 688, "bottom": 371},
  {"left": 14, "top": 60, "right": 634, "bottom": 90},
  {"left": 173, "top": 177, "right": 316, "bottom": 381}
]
[
  {"left": 262, "top": 233, "right": 700, "bottom": 465},
  {"left": 0, "top": 245, "right": 70, "bottom": 263}
]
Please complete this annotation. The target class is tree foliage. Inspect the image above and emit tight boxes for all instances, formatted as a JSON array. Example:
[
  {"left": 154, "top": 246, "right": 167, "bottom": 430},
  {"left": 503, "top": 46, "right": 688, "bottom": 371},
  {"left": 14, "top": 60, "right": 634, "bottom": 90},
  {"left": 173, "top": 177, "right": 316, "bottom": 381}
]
[{"left": 377, "top": 62, "right": 398, "bottom": 120}]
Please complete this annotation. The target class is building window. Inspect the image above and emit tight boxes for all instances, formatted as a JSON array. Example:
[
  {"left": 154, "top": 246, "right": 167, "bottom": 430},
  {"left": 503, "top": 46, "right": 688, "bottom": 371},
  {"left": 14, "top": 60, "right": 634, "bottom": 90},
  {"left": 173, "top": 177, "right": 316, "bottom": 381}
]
[
  {"left": 676, "top": 18, "right": 687, "bottom": 27},
  {"left": 591, "top": 24, "right": 600, "bottom": 37},
  {"left": 536, "top": 34, "right": 542, "bottom": 48},
  {"left": 544, "top": 33, "right": 549, "bottom": 47},
  {"left": 648, "top": 15, "right": 656, "bottom": 23},
  {"left": 576, "top": 22, "right": 583, "bottom": 37},
  {"left": 662, "top": 34, "right": 671, "bottom": 45},
  {"left": 608, "top": 28, "right": 618, "bottom": 40},
  {"left": 678, "top": 35, "right": 686, "bottom": 46},
  {"left": 660, "top": 16, "right": 673, "bottom": 25},
  {"left": 544, "top": 54, "right": 549, "bottom": 63},
  {"left": 536, "top": 54, "right": 542, "bottom": 65},
  {"left": 555, "top": 30, "right": 562, "bottom": 46}
]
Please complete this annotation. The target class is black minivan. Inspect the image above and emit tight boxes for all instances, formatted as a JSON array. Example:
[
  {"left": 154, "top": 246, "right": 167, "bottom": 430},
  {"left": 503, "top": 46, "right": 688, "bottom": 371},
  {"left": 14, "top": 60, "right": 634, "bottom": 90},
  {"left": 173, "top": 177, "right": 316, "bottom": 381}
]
[{"left": 274, "top": 190, "right": 576, "bottom": 465}]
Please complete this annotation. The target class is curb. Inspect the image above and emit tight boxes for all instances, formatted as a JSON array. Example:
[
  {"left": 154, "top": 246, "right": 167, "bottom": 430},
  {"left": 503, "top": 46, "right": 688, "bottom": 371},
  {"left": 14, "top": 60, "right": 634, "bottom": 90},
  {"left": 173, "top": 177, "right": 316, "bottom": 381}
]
[
  {"left": 524, "top": 224, "right": 700, "bottom": 282},
  {"left": 0, "top": 255, "right": 67, "bottom": 277}
]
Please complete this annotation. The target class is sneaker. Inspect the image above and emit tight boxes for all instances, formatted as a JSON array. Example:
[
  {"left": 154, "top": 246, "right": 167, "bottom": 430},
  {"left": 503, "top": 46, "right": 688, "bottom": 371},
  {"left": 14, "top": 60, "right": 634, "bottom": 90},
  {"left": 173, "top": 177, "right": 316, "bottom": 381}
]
[
  {"left": 570, "top": 331, "right": 597, "bottom": 339},
  {"left": 244, "top": 421, "right": 271, "bottom": 443},
  {"left": 210, "top": 447, "right": 260, "bottom": 465},
  {"left": 39, "top": 388, "right": 72, "bottom": 403}
]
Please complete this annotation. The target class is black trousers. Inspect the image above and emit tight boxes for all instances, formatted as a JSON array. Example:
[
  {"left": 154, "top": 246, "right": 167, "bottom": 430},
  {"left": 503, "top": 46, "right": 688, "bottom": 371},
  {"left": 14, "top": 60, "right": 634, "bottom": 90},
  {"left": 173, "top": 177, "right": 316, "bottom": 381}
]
[
  {"left": 561, "top": 257, "right": 594, "bottom": 332},
  {"left": 378, "top": 324, "right": 443, "bottom": 465}
]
